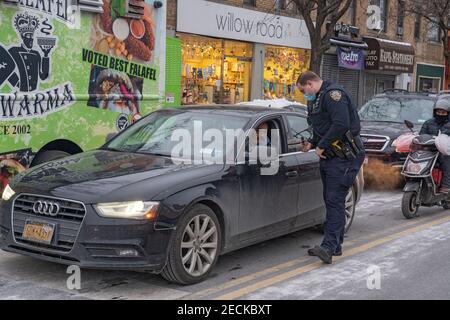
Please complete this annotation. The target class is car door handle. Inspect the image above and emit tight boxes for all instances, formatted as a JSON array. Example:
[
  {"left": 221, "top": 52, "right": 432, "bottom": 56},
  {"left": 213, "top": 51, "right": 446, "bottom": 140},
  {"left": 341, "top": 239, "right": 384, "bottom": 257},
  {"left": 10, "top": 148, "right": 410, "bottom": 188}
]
[{"left": 285, "top": 170, "right": 298, "bottom": 178}]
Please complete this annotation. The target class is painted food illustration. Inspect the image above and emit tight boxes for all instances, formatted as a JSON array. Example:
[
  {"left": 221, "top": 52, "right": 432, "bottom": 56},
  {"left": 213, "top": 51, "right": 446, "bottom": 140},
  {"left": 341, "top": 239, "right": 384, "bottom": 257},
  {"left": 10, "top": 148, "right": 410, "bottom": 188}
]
[
  {"left": 0, "top": 159, "right": 26, "bottom": 189},
  {"left": 94, "top": 68, "right": 142, "bottom": 117},
  {"left": 92, "top": 0, "right": 155, "bottom": 62}
]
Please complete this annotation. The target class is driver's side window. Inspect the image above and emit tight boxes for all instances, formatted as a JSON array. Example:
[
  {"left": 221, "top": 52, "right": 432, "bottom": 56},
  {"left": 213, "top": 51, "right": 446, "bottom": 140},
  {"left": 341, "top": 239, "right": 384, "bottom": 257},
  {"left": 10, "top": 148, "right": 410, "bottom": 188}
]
[{"left": 286, "top": 115, "right": 311, "bottom": 153}]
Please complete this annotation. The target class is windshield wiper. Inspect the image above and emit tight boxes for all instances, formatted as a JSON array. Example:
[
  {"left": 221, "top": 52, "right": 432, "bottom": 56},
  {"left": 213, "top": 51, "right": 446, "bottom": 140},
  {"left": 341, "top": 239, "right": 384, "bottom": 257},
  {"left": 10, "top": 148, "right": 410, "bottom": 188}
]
[{"left": 137, "top": 151, "right": 172, "bottom": 157}]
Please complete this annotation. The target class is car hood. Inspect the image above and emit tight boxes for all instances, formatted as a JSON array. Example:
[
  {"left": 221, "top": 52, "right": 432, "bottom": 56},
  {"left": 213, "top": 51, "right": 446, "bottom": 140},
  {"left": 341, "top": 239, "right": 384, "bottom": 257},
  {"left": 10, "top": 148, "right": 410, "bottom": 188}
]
[
  {"left": 360, "top": 121, "right": 417, "bottom": 139},
  {"left": 12, "top": 150, "right": 222, "bottom": 204}
]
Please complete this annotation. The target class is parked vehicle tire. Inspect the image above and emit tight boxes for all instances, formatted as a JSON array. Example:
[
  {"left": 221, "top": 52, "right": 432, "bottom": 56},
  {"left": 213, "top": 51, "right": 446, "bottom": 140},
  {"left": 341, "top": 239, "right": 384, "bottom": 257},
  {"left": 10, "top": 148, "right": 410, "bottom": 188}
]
[
  {"left": 161, "top": 204, "right": 222, "bottom": 285},
  {"left": 315, "top": 186, "right": 356, "bottom": 234},
  {"left": 443, "top": 201, "right": 450, "bottom": 210},
  {"left": 32, "top": 150, "right": 70, "bottom": 166},
  {"left": 402, "top": 191, "right": 419, "bottom": 219},
  {"left": 344, "top": 186, "right": 356, "bottom": 233}
]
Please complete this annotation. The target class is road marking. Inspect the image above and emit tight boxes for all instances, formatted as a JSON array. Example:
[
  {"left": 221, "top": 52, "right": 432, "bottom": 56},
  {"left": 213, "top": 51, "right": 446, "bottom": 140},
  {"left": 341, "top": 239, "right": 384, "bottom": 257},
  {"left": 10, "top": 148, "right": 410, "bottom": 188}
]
[
  {"left": 183, "top": 211, "right": 448, "bottom": 300},
  {"left": 213, "top": 215, "right": 450, "bottom": 300}
]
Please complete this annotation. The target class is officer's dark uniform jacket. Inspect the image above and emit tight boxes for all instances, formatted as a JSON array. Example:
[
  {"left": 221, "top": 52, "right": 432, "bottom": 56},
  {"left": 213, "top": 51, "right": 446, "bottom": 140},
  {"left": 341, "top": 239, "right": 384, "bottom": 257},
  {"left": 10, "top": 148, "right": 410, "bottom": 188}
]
[
  {"left": 419, "top": 118, "right": 450, "bottom": 136},
  {"left": 307, "top": 80, "right": 361, "bottom": 152}
]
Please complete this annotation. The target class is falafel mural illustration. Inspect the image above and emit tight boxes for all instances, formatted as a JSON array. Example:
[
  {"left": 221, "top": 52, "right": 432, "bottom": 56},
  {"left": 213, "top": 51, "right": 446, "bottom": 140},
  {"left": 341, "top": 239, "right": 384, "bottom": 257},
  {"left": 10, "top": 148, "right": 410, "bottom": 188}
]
[{"left": 0, "top": 12, "right": 56, "bottom": 92}]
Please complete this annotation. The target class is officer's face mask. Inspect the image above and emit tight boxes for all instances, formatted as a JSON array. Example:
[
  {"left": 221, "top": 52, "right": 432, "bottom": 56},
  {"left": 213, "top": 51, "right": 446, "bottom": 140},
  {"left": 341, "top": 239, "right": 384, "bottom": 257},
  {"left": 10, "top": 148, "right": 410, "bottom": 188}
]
[
  {"left": 298, "top": 83, "right": 317, "bottom": 101},
  {"left": 304, "top": 94, "right": 317, "bottom": 101}
]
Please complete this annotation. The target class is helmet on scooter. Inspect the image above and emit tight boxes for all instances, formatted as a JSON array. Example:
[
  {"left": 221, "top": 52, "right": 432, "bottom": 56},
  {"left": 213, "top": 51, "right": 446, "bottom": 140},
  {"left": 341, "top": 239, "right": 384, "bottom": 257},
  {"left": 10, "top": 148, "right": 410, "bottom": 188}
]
[{"left": 434, "top": 97, "right": 450, "bottom": 113}]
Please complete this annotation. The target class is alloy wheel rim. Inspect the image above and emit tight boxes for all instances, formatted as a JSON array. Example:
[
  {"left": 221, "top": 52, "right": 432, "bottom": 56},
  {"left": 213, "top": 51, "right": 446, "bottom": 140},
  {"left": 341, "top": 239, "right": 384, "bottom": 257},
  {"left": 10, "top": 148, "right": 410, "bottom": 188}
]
[
  {"left": 345, "top": 188, "right": 355, "bottom": 230},
  {"left": 181, "top": 214, "right": 218, "bottom": 277}
]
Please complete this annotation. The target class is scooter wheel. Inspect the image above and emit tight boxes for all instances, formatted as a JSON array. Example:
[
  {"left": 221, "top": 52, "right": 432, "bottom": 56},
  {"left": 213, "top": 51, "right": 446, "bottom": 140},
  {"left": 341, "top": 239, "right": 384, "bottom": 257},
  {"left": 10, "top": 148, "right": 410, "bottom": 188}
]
[
  {"left": 402, "top": 191, "right": 419, "bottom": 219},
  {"left": 443, "top": 202, "right": 450, "bottom": 210}
]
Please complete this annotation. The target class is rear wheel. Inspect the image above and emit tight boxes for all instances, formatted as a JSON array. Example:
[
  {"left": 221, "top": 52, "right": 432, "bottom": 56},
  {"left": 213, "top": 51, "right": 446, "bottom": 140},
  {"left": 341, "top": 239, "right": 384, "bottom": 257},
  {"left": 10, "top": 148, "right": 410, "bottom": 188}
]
[
  {"left": 344, "top": 186, "right": 356, "bottom": 233},
  {"left": 161, "top": 204, "right": 221, "bottom": 285},
  {"left": 443, "top": 201, "right": 450, "bottom": 210},
  {"left": 32, "top": 150, "right": 70, "bottom": 166},
  {"left": 402, "top": 191, "right": 420, "bottom": 219},
  {"left": 315, "top": 186, "right": 356, "bottom": 234}
]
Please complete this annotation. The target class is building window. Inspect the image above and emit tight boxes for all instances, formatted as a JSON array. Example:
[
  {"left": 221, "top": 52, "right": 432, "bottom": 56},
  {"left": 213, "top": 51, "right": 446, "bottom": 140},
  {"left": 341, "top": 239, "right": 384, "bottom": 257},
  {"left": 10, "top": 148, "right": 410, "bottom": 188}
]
[
  {"left": 427, "top": 18, "right": 441, "bottom": 43},
  {"left": 414, "top": 14, "right": 421, "bottom": 39},
  {"left": 370, "top": 0, "right": 388, "bottom": 32},
  {"left": 180, "top": 34, "right": 253, "bottom": 105},
  {"left": 275, "top": 0, "right": 286, "bottom": 11},
  {"left": 263, "top": 46, "right": 310, "bottom": 103},
  {"left": 243, "top": 0, "right": 255, "bottom": 6},
  {"left": 418, "top": 77, "right": 441, "bottom": 93},
  {"left": 397, "top": 0, "right": 405, "bottom": 37}
]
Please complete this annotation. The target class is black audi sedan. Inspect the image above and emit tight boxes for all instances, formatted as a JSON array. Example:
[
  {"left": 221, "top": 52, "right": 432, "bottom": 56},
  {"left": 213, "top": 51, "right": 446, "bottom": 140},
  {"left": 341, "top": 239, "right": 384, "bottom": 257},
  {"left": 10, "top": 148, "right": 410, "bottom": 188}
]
[{"left": 0, "top": 106, "right": 363, "bottom": 284}]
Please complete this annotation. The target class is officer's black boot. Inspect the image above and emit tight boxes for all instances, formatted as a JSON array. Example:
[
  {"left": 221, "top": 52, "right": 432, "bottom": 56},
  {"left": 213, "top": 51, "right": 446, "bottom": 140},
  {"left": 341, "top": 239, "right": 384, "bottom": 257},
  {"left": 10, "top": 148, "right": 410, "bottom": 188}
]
[
  {"left": 307, "top": 245, "right": 332, "bottom": 264},
  {"left": 308, "top": 246, "right": 342, "bottom": 257}
]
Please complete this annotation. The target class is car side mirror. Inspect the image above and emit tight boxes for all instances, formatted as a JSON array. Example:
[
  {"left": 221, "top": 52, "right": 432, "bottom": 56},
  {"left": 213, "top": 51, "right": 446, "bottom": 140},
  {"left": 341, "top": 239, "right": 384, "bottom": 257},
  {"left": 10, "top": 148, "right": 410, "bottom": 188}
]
[{"left": 404, "top": 120, "right": 414, "bottom": 129}]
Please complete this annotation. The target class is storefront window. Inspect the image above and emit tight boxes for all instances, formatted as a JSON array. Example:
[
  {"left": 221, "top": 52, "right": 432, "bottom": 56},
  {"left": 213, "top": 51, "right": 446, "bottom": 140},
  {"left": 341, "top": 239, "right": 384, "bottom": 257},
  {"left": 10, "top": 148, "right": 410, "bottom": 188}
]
[
  {"left": 263, "top": 46, "right": 310, "bottom": 103},
  {"left": 418, "top": 77, "right": 441, "bottom": 93},
  {"left": 179, "top": 34, "right": 252, "bottom": 105}
]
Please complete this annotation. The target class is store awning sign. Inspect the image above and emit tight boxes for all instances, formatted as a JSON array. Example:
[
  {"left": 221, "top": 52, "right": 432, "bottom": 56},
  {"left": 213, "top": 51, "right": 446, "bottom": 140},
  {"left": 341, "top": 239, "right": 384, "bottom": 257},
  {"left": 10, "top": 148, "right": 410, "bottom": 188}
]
[
  {"left": 337, "top": 46, "right": 365, "bottom": 70},
  {"left": 363, "top": 37, "right": 415, "bottom": 73},
  {"left": 177, "top": 0, "right": 311, "bottom": 49}
]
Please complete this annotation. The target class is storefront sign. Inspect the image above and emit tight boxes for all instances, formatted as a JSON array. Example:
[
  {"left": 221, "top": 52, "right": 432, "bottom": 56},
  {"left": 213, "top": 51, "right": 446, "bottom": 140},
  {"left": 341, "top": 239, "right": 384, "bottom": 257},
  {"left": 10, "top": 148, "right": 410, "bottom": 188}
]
[
  {"left": 177, "top": 0, "right": 311, "bottom": 49},
  {"left": 337, "top": 46, "right": 365, "bottom": 70},
  {"left": 364, "top": 37, "right": 414, "bottom": 73}
]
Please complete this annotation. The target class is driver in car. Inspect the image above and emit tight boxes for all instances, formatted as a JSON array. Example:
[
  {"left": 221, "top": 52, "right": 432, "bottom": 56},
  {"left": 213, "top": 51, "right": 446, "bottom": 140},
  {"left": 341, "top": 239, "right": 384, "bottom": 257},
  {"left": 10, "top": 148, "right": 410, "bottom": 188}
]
[
  {"left": 419, "top": 97, "right": 450, "bottom": 194},
  {"left": 256, "top": 122, "right": 271, "bottom": 147}
]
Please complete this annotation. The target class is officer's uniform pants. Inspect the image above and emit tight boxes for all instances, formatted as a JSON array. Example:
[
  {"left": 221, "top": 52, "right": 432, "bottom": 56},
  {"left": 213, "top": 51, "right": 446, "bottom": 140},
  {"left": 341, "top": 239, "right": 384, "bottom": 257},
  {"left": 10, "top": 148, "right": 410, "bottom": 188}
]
[{"left": 319, "top": 152, "right": 365, "bottom": 254}]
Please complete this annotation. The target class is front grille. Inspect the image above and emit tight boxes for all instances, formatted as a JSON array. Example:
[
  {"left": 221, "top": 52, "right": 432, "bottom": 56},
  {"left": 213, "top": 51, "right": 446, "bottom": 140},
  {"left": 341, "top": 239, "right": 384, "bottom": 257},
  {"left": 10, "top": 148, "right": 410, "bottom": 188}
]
[
  {"left": 12, "top": 194, "right": 86, "bottom": 253},
  {"left": 361, "top": 135, "right": 389, "bottom": 151},
  {"left": 0, "top": 225, "right": 9, "bottom": 240}
]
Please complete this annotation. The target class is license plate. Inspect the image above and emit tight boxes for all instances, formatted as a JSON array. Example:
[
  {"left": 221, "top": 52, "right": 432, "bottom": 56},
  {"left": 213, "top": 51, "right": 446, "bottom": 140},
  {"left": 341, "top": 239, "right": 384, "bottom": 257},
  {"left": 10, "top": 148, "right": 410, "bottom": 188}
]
[
  {"left": 364, "top": 156, "right": 369, "bottom": 165},
  {"left": 22, "top": 220, "right": 55, "bottom": 244}
]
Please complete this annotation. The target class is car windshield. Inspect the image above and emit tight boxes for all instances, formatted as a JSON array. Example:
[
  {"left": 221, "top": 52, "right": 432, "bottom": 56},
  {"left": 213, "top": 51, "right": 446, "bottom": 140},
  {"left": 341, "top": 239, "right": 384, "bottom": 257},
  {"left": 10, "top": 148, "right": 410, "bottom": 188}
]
[
  {"left": 359, "top": 97, "right": 435, "bottom": 124},
  {"left": 104, "top": 110, "right": 249, "bottom": 159}
]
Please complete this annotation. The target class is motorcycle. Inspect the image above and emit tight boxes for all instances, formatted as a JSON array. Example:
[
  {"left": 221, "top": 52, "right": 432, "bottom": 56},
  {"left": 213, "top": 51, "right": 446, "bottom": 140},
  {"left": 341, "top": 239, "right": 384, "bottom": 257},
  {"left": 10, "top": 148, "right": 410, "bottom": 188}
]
[{"left": 400, "top": 120, "right": 450, "bottom": 219}]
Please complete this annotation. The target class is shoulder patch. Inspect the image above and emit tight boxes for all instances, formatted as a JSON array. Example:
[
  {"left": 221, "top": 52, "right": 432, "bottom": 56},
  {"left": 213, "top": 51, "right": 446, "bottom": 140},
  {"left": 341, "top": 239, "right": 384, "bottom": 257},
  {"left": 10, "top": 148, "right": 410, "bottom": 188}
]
[{"left": 330, "top": 90, "right": 342, "bottom": 102}]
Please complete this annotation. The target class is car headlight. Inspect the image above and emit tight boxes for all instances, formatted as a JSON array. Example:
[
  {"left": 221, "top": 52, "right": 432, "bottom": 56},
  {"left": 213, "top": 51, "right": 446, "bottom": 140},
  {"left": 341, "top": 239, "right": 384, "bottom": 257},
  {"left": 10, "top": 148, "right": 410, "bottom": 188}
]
[
  {"left": 1, "top": 184, "right": 15, "bottom": 202},
  {"left": 405, "top": 161, "right": 428, "bottom": 174},
  {"left": 94, "top": 201, "right": 160, "bottom": 220},
  {"left": 391, "top": 139, "right": 398, "bottom": 147}
]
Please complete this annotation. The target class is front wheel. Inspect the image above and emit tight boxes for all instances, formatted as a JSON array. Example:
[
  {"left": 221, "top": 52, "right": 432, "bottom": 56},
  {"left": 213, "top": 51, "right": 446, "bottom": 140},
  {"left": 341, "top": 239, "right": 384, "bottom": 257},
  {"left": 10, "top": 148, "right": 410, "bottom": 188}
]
[
  {"left": 161, "top": 204, "right": 222, "bottom": 285},
  {"left": 402, "top": 191, "right": 420, "bottom": 219}
]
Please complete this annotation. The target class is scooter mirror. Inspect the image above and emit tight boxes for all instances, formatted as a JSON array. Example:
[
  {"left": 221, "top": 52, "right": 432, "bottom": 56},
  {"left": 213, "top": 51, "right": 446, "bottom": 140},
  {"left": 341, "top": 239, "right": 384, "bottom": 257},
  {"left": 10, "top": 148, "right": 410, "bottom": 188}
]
[{"left": 404, "top": 120, "right": 414, "bottom": 129}]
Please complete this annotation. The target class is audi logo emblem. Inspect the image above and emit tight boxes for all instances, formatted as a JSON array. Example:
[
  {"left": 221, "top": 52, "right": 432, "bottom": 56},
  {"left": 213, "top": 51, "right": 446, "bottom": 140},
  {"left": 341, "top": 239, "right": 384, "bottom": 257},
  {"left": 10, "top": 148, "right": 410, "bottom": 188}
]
[{"left": 32, "top": 201, "right": 60, "bottom": 216}]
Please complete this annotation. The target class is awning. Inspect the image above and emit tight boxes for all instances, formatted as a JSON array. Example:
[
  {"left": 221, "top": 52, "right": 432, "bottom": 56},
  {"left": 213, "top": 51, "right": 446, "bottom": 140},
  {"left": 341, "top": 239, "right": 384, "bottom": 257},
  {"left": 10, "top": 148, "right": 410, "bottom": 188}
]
[
  {"left": 363, "top": 36, "right": 415, "bottom": 73},
  {"left": 330, "top": 38, "right": 368, "bottom": 49}
]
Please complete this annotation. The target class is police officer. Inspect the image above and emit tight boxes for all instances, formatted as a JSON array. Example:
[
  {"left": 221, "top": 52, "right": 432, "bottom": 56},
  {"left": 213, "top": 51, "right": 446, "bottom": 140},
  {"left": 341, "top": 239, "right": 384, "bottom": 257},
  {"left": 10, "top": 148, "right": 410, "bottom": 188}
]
[
  {"left": 297, "top": 71, "right": 365, "bottom": 264},
  {"left": 419, "top": 97, "right": 450, "bottom": 194}
]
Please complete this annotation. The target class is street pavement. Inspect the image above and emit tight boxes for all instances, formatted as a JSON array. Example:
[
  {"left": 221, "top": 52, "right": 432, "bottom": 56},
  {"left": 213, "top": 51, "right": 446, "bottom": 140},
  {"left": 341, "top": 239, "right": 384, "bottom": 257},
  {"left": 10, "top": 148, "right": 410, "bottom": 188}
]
[{"left": 0, "top": 190, "right": 450, "bottom": 300}]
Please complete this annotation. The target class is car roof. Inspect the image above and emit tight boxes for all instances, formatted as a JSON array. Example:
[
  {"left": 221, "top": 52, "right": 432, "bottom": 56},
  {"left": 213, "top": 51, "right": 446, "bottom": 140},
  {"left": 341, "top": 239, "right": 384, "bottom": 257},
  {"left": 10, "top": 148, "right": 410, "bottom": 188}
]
[
  {"left": 371, "top": 91, "right": 437, "bottom": 100},
  {"left": 170, "top": 105, "right": 299, "bottom": 117},
  {"left": 238, "top": 99, "right": 306, "bottom": 109}
]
